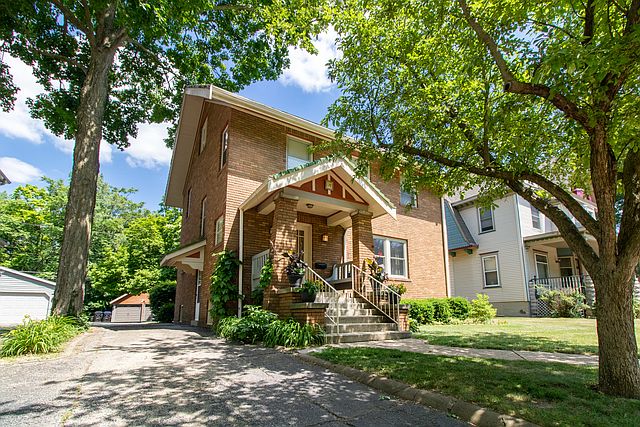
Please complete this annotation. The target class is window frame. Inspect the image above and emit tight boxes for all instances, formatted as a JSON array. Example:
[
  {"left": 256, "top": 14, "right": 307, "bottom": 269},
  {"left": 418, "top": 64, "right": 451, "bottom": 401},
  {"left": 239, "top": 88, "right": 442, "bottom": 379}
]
[
  {"left": 531, "top": 206, "right": 541, "bottom": 230},
  {"left": 220, "top": 125, "right": 229, "bottom": 170},
  {"left": 373, "top": 235, "right": 408, "bottom": 279},
  {"left": 399, "top": 176, "right": 418, "bottom": 208},
  {"left": 481, "top": 253, "right": 501, "bottom": 288},
  {"left": 214, "top": 215, "right": 224, "bottom": 246},
  {"left": 199, "top": 118, "right": 208, "bottom": 154},
  {"left": 200, "top": 197, "right": 207, "bottom": 238},
  {"left": 186, "top": 188, "right": 192, "bottom": 218},
  {"left": 534, "top": 253, "right": 549, "bottom": 279},
  {"left": 286, "top": 136, "right": 313, "bottom": 169},
  {"left": 478, "top": 207, "right": 495, "bottom": 233}
]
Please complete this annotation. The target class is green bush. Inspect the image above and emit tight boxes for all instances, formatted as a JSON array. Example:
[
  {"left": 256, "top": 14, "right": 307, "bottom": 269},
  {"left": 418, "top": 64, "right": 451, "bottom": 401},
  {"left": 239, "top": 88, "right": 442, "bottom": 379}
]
[
  {"left": 405, "top": 297, "right": 472, "bottom": 325},
  {"left": 432, "top": 299, "right": 452, "bottom": 323},
  {"left": 1, "top": 316, "right": 88, "bottom": 357},
  {"left": 469, "top": 294, "right": 497, "bottom": 323},
  {"left": 149, "top": 281, "right": 176, "bottom": 322},
  {"left": 404, "top": 299, "right": 435, "bottom": 324},
  {"left": 538, "top": 290, "right": 589, "bottom": 318},
  {"left": 634, "top": 300, "right": 640, "bottom": 319},
  {"left": 263, "top": 319, "right": 324, "bottom": 348},
  {"left": 215, "top": 305, "right": 278, "bottom": 344},
  {"left": 448, "top": 297, "right": 471, "bottom": 320}
]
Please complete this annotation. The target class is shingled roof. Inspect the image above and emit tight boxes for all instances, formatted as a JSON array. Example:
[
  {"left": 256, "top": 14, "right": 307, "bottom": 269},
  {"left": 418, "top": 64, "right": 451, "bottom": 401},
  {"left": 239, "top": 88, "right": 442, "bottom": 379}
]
[{"left": 444, "top": 200, "right": 477, "bottom": 251}]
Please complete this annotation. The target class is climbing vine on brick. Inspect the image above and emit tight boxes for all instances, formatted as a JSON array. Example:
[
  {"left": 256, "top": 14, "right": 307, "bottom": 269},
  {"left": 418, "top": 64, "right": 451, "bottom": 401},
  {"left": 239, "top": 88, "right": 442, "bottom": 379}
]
[{"left": 209, "top": 250, "right": 241, "bottom": 322}]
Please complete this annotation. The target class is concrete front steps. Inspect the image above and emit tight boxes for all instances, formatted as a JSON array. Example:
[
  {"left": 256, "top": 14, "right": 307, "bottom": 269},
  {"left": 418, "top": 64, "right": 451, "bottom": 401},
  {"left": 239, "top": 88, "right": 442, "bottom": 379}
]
[{"left": 318, "top": 290, "right": 411, "bottom": 344}]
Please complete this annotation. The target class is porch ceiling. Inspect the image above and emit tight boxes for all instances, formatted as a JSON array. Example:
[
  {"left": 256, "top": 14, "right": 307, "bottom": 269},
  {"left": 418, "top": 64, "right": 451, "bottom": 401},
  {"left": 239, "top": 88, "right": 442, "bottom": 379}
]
[
  {"left": 239, "top": 157, "right": 396, "bottom": 226},
  {"left": 524, "top": 230, "right": 598, "bottom": 250}
]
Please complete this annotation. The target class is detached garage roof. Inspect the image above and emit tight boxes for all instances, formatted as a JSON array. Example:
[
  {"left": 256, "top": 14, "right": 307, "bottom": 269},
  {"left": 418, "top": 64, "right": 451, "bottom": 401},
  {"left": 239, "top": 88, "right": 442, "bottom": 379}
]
[
  {"left": 110, "top": 293, "right": 150, "bottom": 305},
  {"left": 0, "top": 267, "right": 56, "bottom": 291}
]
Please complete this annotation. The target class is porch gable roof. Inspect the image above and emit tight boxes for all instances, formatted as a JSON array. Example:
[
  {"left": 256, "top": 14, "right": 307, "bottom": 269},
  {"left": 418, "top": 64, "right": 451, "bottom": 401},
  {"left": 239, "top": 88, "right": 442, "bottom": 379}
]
[
  {"left": 239, "top": 156, "right": 397, "bottom": 220},
  {"left": 160, "top": 239, "right": 206, "bottom": 273}
]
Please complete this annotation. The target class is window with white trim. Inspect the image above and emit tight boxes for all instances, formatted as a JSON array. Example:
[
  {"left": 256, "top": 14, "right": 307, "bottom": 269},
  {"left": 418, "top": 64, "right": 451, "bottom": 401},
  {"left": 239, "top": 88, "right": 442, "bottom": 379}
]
[
  {"left": 400, "top": 176, "right": 418, "bottom": 208},
  {"left": 478, "top": 207, "right": 495, "bottom": 233},
  {"left": 481, "top": 254, "right": 500, "bottom": 287},
  {"left": 373, "top": 236, "right": 408, "bottom": 278},
  {"left": 215, "top": 215, "right": 224, "bottom": 246},
  {"left": 200, "top": 197, "right": 207, "bottom": 237},
  {"left": 287, "top": 137, "right": 312, "bottom": 169},
  {"left": 535, "top": 253, "right": 549, "bottom": 279},
  {"left": 531, "top": 206, "right": 541, "bottom": 230},
  {"left": 199, "top": 118, "right": 208, "bottom": 153},
  {"left": 220, "top": 126, "right": 229, "bottom": 169}
]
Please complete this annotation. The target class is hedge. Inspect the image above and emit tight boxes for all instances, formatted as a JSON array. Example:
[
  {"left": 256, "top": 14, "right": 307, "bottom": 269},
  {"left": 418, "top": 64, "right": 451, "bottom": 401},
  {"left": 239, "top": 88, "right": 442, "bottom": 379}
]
[{"left": 404, "top": 297, "right": 471, "bottom": 324}]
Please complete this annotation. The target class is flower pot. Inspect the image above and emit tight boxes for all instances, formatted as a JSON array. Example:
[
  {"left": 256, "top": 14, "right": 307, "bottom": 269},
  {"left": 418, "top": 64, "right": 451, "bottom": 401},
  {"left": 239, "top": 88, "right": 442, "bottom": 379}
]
[
  {"left": 300, "top": 291, "right": 316, "bottom": 303},
  {"left": 288, "top": 274, "right": 303, "bottom": 287}
]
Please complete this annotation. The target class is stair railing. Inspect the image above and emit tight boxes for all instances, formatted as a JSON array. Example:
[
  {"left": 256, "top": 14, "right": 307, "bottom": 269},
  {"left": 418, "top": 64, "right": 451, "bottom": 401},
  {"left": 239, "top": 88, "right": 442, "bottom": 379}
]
[
  {"left": 351, "top": 264, "right": 400, "bottom": 324},
  {"left": 303, "top": 266, "right": 340, "bottom": 326}
]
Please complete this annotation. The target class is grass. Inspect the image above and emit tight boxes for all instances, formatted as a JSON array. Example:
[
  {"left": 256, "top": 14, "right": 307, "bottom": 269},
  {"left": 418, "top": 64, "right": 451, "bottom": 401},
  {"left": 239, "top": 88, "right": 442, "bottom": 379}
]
[
  {"left": 413, "top": 317, "right": 640, "bottom": 355},
  {"left": 316, "top": 347, "right": 640, "bottom": 427}
]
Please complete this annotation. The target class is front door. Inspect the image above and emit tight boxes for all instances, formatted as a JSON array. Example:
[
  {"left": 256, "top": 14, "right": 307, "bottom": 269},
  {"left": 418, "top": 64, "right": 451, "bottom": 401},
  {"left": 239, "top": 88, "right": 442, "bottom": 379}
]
[
  {"left": 296, "top": 223, "right": 312, "bottom": 266},
  {"left": 194, "top": 270, "right": 201, "bottom": 321}
]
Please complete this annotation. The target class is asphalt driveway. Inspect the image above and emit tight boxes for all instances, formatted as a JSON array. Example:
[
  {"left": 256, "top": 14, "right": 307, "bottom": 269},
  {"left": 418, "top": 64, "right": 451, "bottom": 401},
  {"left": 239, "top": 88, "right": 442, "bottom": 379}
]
[{"left": 0, "top": 324, "right": 466, "bottom": 426}]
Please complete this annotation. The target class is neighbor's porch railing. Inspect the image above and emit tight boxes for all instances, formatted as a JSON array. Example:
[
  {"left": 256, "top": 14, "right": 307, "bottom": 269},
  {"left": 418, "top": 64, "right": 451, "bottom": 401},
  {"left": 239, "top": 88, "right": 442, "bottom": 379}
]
[
  {"left": 529, "top": 274, "right": 596, "bottom": 316},
  {"left": 351, "top": 264, "right": 400, "bottom": 324}
]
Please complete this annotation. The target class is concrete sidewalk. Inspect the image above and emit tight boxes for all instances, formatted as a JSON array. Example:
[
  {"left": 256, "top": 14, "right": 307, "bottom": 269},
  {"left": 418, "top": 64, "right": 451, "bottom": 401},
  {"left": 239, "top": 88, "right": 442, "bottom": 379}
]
[{"left": 303, "top": 338, "right": 599, "bottom": 366}]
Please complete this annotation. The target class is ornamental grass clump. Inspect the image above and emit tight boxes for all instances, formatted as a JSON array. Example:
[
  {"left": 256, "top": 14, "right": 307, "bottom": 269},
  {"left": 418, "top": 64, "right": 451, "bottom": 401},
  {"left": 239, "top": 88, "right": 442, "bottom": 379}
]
[
  {"left": 0, "top": 315, "right": 88, "bottom": 357},
  {"left": 263, "top": 319, "right": 325, "bottom": 348},
  {"left": 215, "top": 305, "right": 277, "bottom": 344}
]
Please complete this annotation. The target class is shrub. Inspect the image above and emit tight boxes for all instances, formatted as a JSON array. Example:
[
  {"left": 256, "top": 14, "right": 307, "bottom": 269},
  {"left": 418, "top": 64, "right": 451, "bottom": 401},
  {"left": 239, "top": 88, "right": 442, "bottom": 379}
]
[
  {"left": 263, "top": 319, "right": 324, "bottom": 348},
  {"left": 149, "top": 281, "right": 176, "bottom": 322},
  {"left": 538, "top": 290, "right": 589, "bottom": 318},
  {"left": 448, "top": 297, "right": 471, "bottom": 320},
  {"left": 215, "top": 305, "right": 278, "bottom": 344},
  {"left": 405, "top": 297, "right": 471, "bottom": 325},
  {"left": 469, "top": 294, "right": 497, "bottom": 323},
  {"left": 405, "top": 299, "right": 435, "bottom": 324},
  {"left": 432, "top": 299, "right": 452, "bottom": 323},
  {"left": 634, "top": 300, "right": 640, "bottom": 319},
  {"left": 1, "top": 316, "right": 88, "bottom": 357}
]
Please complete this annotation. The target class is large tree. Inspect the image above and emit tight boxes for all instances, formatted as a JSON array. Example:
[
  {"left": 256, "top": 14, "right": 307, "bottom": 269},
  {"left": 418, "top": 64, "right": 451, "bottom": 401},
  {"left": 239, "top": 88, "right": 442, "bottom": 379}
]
[
  {"left": 326, "top": 0, "right": 640, "bottom": 397},
  {"left": 0, "top": 0, "right": 326, "bottom": 316}
]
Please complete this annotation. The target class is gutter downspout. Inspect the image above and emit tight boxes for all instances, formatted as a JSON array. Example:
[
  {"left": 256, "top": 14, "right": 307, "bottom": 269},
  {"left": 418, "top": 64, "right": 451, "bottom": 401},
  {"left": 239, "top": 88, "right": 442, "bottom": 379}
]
[
  {"left": 441, "top": 198, "right": 452, "bottom": 297},
  {"left": 238, "top": 208, "right": 244, "bottom": 318}
]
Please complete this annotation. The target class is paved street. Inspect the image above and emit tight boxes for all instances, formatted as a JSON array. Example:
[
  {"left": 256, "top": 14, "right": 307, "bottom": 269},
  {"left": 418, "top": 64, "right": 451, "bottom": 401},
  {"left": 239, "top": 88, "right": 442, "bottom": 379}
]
[{"left": 0, "top": 324, "right": 466, "bottom": 426}]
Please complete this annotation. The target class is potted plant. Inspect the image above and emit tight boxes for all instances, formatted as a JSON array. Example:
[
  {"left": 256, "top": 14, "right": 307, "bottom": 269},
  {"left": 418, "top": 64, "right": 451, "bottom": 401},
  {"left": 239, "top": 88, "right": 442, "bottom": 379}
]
[
  {"left": 364, "top": 258, "right": 387, "bottom": 295},
  {"left": 282, "top": 251, "right": 306, "bottom": 287},
  {"left": 387, "top": 283, "right": 407, "bottom": 304},
  {"left": 295, "top": 280, "right": 321, "bottom": 302}
]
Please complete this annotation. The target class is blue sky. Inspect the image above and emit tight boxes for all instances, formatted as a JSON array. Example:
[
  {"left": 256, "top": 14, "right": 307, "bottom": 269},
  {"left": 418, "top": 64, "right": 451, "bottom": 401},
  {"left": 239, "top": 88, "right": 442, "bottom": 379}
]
[{"left": 0, "top": 31, "right": 340, "bottom": 210}]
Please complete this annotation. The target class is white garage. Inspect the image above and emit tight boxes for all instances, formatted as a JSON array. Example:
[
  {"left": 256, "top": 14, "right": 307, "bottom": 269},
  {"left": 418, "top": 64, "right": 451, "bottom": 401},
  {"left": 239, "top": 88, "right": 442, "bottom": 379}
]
[
  {"left": 0, "top": 267, "right": 55, "bottom": 325},
  {"left": 110, "top": 293, "right": 152, "bottom": 323}
]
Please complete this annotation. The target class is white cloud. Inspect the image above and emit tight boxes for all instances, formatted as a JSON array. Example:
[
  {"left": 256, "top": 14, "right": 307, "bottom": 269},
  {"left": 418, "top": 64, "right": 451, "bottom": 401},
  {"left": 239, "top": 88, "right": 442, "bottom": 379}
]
[
  {"left": 280, "top": 29, "right": 340, "bottom": 93},
  {"left": 0, "top": 157, "right": 43, "bottom": 184},
  {"left": 0, "top": 55, "right": 112, "bottom": 163},
  {"left": 123, "top": 122, "right": 172, "bottom": 169}
]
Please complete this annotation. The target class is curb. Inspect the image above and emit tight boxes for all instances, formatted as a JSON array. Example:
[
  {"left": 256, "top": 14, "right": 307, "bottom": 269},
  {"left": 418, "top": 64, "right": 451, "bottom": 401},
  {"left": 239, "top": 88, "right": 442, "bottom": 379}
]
[{"left": 296, "top": 352, "right": 538, "bottom": 427}]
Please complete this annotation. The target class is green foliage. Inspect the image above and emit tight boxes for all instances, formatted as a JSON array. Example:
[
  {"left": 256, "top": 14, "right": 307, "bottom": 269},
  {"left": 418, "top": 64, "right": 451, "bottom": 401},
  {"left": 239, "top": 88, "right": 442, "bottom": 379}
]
[
  {"left": 387, "top": 283, "right": 407, "bottom": 296},
  {"left": 405, "top": 297, "right": 471, "bottom": 325},
  {"left": 215, "top": 305, "right": 278, "bottom": 344},
  {"left": 469, "top": 294, "right": 497, "bottom": 323},
  {"left": 295, "top": 279, "right": 322, "bottom": 294},
  {"left": 538, "top": 290, "right": 589, "bottom": 318},
  {"left": 149, "top": 281, "right": 176, "bottom": 323},
  {"left": 263, "top": 319, "right": 325, "bottom": 348},
  {"left": 634, "top": 300, "right": 640, "bottom": 320},
  {"left": 0, "top": 316, "right": 87, "bottom": 357},
  {"left": 209, "top": 250, "right": 241, "bottom": 321},
  {"left": 251, "top": 258, "right": 273, "bottom": 306}
]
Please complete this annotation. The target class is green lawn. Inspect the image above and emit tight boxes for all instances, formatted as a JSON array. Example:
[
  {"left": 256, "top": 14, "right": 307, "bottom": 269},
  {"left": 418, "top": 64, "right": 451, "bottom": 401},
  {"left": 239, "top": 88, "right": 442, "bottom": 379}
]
[
  {"left": 413, "top": 317, "right": 640, "bottom": 355},
  {"left": 316, "top": 347, "right": 640, "bottom": 427}
]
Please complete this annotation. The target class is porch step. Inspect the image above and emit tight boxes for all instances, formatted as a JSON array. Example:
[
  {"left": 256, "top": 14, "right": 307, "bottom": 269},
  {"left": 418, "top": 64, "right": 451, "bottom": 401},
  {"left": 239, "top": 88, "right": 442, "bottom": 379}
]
[
  {"left": 326, "top": 308, "right": 379, "bottom": 316},
  {"left": 325, "top": 330, "right": 411, "bottom": 344},
  {"left": 325, "top": 322, "right": 398, "bottom": 334},
  {"left": 327, "top": 315, "right": 389, "bottom": 324}
]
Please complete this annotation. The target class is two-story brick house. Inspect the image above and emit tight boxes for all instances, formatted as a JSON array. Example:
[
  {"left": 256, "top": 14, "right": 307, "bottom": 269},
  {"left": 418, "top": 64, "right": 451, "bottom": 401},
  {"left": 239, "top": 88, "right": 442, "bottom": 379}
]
[{"left": 161, "top": 85, "right": 448, "bottom": 340}]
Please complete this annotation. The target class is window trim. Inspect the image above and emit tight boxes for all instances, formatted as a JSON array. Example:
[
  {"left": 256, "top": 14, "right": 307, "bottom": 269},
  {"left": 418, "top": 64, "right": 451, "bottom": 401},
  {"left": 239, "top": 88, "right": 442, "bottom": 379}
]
[
  {"left": 200, "top": 197, "right": 207, "bottom": 238},
  {"left": 220, "top": 125, "right": 229, "bottom": 170},
  {"left": 199, "top": 118, "right": 208, "bottom": 154},
  {"left": 478, "top": 207, "right": 495, "bottom": 233},
  {"left": 531, "top": 206, "right": 541, "bottom": 230},
  {"left": 399, "top": 175, "right": 418, "bottom": 208},
  {"left": 373, "top": 235, "right": 408, "bottom": 279},
  {"left": 481, "top": 253, "right": 501, "bottom": 288},
  {"left": 214, "top": 215, "right": 224, "bottom": 246},
  {"left": 286, "top": 135, "right": 313, "bottom": 169}
]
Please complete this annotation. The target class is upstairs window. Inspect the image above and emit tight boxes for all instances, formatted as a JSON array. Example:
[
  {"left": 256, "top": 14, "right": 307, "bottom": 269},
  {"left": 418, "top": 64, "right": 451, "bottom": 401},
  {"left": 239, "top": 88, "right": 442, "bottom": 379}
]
[
  {"left": 199, "top": 118, "right": 208, "bottom": 154},
  {"left": 200, "top": 197, "right": 207, "bottom": 237},
  {"left": 220, "top": 126, "right": 229, "bottom": 169},
  {"left": 400, "top": 176, "right": 418, "bottom": 208},
  {"left": 215, "top": 215, "right": 224, "bottom": 246},
  {"left": 531, "top": 206, "right": 541, "bottom": 230},
  {"left": 478, "top": 207, "right": 495, "bottom": 233},
  {"left": 287, "top": 137, "right": 312, "bottom": 169}
]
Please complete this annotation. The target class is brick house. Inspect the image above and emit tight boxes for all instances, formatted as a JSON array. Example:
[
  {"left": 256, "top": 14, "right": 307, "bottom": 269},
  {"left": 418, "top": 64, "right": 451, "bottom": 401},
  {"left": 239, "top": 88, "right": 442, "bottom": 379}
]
[{"left": 161, "top": 85, "right": 449, "bottom": 342}]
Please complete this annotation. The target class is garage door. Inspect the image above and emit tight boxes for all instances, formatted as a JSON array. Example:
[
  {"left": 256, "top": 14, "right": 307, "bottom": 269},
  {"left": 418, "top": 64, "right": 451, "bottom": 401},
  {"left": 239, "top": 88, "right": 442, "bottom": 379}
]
[
  {"left": 112, "top": 305, "right": 142, "bottom": 323},
  {"left": 0, "top": 293, "right": 50, "bottom": 325}
]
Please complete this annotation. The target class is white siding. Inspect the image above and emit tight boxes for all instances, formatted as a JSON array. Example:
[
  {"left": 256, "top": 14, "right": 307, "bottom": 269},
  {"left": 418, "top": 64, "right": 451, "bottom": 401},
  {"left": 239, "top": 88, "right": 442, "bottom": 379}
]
[
  {"left": 0, "top": 269, "right": 55, "bottom": 325},
  {"left": 450, "top": 195, "right": 527, "bottom": 303},
  {"left": 517, "top": 195, "right": 554, "bottom": 237}
]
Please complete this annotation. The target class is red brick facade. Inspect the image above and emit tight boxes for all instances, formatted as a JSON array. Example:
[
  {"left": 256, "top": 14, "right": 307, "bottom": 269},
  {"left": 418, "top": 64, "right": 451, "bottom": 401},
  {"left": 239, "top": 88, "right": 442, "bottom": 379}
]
[{"left": 172, "top": 99, "right": 448, "bottom": 326}]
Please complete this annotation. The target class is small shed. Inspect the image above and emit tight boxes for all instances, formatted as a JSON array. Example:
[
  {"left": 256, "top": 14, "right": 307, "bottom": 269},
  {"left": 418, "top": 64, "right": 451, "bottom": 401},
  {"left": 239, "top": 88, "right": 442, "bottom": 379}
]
[
  {"left": 110, "top": 293, "right": 152, "bottom": 323},
  {"left": 0, "top": 267, "right": 55, "bottom": 325}
]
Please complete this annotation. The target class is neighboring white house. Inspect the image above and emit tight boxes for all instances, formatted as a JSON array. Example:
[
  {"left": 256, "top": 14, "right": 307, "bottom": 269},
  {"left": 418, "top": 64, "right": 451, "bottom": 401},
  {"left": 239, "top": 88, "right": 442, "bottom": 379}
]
[
  {"left": 445, "top": 189, "right": 600, "bottom": 316},
  {"left": 0, "top": 267, "right": 55, "bottom": 325},
  {"left": 0, "top": 168, "right": 10, "bottom": 186}
]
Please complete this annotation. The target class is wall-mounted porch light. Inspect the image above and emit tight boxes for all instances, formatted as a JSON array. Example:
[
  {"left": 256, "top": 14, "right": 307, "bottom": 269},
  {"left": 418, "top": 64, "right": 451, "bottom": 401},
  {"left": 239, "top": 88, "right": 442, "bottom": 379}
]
[
  {"left": 306, "top": 203, "right": 314, "bottom": 209},
  {"left": 321, "top": 233, "right": 329, "bottom": 242}
]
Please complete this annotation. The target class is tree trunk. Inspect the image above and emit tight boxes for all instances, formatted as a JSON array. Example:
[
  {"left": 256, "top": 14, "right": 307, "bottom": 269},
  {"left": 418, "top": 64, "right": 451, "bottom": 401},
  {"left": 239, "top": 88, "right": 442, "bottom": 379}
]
[
  {"left": 594, "top": 270, "right": 640, "bottom": 398},
  {"left": 51, "top": 48, "right": 116, "bottom": 316}
]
